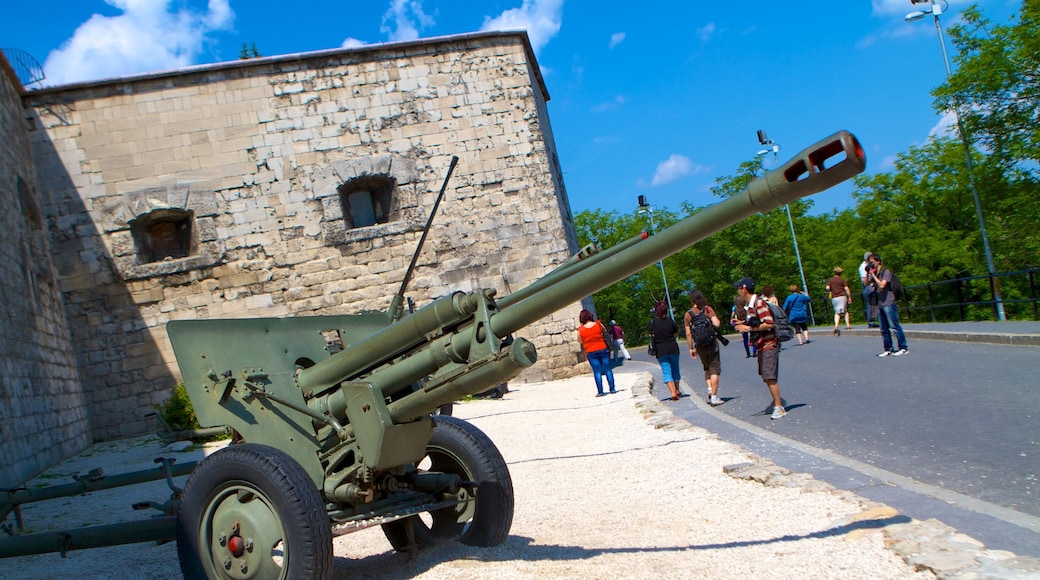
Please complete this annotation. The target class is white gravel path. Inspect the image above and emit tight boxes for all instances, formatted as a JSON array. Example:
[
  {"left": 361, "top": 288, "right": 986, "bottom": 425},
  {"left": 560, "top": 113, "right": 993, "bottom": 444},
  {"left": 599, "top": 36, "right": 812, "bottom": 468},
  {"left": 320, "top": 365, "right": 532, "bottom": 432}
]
[{"left": 3, "top": 371, "right": 936, "bottom": 579}]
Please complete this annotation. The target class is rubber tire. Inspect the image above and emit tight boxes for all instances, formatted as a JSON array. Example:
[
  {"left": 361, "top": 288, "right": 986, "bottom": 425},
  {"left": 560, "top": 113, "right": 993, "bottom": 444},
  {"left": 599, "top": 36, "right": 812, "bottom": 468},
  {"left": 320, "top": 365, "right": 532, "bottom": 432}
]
[
  {"left": 382, "top": 415, "right": 514, "bottom": 550},
  {"left": 176, "top": 443, "right": 332, "bottom": 579}
]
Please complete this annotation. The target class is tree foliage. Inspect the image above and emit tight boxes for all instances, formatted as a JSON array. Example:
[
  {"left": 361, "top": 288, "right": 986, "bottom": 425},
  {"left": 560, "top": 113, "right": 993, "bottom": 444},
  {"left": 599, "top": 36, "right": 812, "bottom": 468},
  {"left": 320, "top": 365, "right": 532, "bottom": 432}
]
[{"left": 935, "top": 2, "right": 1040, "bottom": 173}]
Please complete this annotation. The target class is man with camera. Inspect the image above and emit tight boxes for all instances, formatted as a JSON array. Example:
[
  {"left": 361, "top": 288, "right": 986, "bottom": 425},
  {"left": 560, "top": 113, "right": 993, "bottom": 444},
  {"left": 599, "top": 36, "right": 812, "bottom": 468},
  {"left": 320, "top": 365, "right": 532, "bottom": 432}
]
[
  {"left": 732, "top": 277, "right": 786, "bottom": 419},
  {"left": 866, "top": 253, "right": 908, "bottom": 357}
]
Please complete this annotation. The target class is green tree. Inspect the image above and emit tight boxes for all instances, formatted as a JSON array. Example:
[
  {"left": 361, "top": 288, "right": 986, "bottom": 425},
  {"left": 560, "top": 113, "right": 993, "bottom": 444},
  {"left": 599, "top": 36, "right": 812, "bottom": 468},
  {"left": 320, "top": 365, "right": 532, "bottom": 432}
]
[{"left": 936, "top": 2, "right": 1040, "bottom": 172}]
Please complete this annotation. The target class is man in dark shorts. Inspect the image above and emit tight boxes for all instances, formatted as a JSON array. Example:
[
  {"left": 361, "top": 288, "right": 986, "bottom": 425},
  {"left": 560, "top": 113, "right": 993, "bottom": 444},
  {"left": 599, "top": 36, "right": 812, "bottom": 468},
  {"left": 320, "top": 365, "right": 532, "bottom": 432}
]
[
  {"left": 684, "top": 289, "right": 723, "bottom": 406},
  {"left": 732, "top": 277, "right": 786, "bottom": 419}
]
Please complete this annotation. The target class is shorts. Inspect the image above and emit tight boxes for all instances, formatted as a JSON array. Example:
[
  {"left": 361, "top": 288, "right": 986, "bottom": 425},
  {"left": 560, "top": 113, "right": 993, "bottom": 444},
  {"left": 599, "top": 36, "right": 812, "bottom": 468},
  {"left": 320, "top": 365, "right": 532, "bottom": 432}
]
[
  {"left": 831, "top": 296, "right": 847, "bottom": 314},
  {"left": 658, "top": 353, "right": 681, "bottom": 383},
  {"left": 757, "top": 345, "right": 779, "bottom": 382},
  {"left": 791, "top": 321, "right": 807, "bottom": 333},
  {"left": 696, "top": 345, "right": 721, "bottom": 378}
]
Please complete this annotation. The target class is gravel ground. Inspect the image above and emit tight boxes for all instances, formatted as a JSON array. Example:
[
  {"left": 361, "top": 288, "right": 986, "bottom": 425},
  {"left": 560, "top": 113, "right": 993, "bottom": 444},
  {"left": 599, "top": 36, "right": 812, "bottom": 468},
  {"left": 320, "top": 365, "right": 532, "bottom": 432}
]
[{"left": 4, "top": 370, "right": 936, "bottom": 579}]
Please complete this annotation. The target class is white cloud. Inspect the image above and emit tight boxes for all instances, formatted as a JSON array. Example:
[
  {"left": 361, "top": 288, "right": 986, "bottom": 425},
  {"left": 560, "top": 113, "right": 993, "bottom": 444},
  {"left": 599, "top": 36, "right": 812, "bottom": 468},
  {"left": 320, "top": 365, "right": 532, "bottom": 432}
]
[
  {"left": 591, "top": 95, "right": 626, "bottom": 113},
  {"left": 871, "top": 0, "right": 975, "bottom": 17},
  {"left": 42, "top": 0, "right": 234, "bottom": 85},
  {"left": 651, "top": 154, "right": 709, "bottom": 187},
  {"left": 609, "top": 32, "right": 625, "bottom": 49},
  {"left": 341, "top": 38, "right": 367, "bottom": 49},
  {"left": 696, "top": 22, "right": 716, "bottom": 42},
  {"left": 929, "top": 110, "right": 959, "bottom": 138},
  {"left": 380, "top": 0, "right": 435, "bottom": 42},
  {"left": 480, "top": 0, "right": 564, "bottom": 54}
]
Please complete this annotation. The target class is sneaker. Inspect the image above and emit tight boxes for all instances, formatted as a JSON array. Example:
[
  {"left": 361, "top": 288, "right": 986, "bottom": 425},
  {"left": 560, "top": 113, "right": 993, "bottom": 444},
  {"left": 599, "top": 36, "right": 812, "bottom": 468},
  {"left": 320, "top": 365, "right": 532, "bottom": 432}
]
[
  {"left": 709, "top": 395, "right": 723, "bottom": 406},
  {"left": 770, "top": 406, "right": 786, "bottom": 419},
  {"left": 892, "top": 348, "right": 908, "bottom": 356},
  {"left": 877, "top": 350, "right": 893, "bottom": 357}
]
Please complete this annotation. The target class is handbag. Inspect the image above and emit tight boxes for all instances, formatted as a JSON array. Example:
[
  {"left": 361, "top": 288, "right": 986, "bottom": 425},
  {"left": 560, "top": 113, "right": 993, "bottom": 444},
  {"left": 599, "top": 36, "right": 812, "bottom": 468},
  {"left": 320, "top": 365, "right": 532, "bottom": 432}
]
[
  {"left": 647, "top": 327, "right": 657, "bottom": 357},
  {"left": 600, "top": 322, "right": 617, "bottom": 351}
]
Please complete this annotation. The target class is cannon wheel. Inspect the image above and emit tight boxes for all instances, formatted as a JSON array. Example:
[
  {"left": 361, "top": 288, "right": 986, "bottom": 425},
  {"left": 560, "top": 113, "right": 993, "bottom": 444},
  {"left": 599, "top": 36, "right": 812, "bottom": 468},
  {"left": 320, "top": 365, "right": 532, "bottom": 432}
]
[
  {"left": 176, "top": 443, "right": 332, "bottom": 579},
  {"left": 382, "top": 415, "right": 514, "bottom": 549}
]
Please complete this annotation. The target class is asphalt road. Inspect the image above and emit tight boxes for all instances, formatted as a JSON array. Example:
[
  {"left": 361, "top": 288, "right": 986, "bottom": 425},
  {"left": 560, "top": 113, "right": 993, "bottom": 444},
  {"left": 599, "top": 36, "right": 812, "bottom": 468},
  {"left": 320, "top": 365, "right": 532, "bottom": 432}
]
[{"left": 626, "top": 329, "right": 1040, "bottom": 557}]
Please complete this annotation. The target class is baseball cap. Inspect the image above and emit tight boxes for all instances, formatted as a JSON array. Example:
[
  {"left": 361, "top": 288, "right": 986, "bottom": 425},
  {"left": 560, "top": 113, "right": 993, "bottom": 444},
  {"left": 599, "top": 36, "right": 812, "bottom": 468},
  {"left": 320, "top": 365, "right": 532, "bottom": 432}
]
[
  {"left": 734, "top": 276, "right": 755, "bottom": 291},
  {"left": 863, "top": 252, "right": 871, "bottom": 260}
]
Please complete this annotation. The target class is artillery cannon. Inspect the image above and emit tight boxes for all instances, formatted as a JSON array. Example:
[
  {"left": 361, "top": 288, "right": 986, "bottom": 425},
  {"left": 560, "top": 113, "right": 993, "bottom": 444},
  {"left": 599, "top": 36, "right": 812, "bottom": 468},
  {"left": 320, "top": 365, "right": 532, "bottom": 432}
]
[{"left": 1, "top": 131, "right": 864, "bottom": 578}]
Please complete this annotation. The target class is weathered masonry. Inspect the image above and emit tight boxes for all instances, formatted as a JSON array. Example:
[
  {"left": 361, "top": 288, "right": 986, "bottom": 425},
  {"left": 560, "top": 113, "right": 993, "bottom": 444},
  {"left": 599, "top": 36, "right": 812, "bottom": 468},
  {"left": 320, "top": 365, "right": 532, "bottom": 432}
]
[
  {"left": 2, "top": 30, "right": 587, "bottom": 476},
  {"left": 0, "top": 53, "right": 89, "bottom": 489}
]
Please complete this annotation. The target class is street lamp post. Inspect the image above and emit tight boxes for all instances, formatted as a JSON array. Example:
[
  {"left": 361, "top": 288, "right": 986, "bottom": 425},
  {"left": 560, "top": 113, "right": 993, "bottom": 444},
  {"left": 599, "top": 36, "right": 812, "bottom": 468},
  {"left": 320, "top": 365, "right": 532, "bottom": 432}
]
[
  {"left": 756, "top": 131, "right": 815, "bottom": 326},
  {"left": 906, "top": 0, "right": 1006, "bottom": 320},
  {"left": 637, "top": 195, "right": 674, "bottom": 320}
]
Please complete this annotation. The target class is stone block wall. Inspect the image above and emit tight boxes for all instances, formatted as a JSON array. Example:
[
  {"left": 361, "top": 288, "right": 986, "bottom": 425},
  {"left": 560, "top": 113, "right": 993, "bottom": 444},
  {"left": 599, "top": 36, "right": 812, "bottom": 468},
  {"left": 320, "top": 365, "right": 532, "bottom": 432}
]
[
  {"left": 0, "top": 53, "right": 89, "bottom": 488},
  {"left": 22, "top": 32, "right": 588, "bottom": 440}
]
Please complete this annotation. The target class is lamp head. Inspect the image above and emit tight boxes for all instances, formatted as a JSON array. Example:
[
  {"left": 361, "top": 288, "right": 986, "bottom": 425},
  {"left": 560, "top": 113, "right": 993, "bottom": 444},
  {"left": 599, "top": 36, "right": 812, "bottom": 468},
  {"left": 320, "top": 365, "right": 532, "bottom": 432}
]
[{"left": 905, "top": 10, "right": 927, "bottom": 21}]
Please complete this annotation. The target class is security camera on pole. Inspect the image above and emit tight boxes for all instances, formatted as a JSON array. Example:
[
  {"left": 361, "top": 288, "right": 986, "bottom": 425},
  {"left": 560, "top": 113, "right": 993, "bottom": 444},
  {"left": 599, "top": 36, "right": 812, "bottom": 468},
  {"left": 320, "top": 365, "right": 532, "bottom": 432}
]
[
  {"left": 637, "top": 195, "right": 674, "bottom": 320},
  {"left": 756, "top": 130, "right": 815, "bottom": 326}
]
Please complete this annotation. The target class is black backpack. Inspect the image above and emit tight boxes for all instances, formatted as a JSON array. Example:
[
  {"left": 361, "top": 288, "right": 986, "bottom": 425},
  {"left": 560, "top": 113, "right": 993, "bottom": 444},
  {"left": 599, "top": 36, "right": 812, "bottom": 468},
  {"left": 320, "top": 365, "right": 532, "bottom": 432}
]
[
  {"left": 688, "top": 309, "right": 716, "bottom": 348},
  {"left": 887, "top": 269, "right": 902, "bottom": 299},
  {"left": 763, "top": 300, "right": 794, "bottom": 342}
]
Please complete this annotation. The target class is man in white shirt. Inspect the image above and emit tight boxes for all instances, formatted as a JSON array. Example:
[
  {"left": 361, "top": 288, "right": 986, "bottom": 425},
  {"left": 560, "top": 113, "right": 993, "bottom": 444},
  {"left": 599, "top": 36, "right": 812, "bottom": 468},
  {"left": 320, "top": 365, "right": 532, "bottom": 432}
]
[{"left": 858, "top": 251, "right": 879, "bottom": 328}]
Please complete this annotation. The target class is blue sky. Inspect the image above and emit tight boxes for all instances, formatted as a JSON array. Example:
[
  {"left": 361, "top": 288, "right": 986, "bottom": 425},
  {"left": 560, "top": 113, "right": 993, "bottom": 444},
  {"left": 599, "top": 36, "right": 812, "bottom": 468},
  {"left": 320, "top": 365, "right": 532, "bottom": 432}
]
[{"left": 1, "top": 0, "right": 1024, "bottom": 216}]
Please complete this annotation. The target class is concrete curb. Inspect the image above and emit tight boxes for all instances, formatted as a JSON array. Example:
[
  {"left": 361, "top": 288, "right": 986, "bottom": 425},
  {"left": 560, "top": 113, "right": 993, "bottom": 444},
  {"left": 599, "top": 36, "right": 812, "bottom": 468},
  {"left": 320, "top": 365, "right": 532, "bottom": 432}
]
[
  {"left": 627, "top": 372, "right": 1040, "bottom": 579},
  {"left": 840, "top": 328, "right": 1040, "bottom": 347}
]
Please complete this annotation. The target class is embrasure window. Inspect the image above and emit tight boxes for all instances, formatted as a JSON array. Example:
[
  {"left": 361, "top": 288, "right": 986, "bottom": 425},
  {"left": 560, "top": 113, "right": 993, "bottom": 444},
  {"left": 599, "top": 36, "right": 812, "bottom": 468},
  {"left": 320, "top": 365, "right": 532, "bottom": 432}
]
[
  {"left": 338, "top": 176, "right": 395, "bottom": 229},
  {"left": 130, "top": 209, "right": 194, "bottom": 263}
]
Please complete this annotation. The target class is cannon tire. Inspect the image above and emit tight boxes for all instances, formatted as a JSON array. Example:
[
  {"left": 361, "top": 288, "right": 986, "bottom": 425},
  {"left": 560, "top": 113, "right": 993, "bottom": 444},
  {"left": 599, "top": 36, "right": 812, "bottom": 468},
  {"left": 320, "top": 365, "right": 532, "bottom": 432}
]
[
  {"left": 382, "top": 415, "right": 514, "bottom": 550},
  {"left": 176, "top": 443, "right": 332, "bottom": 579}
]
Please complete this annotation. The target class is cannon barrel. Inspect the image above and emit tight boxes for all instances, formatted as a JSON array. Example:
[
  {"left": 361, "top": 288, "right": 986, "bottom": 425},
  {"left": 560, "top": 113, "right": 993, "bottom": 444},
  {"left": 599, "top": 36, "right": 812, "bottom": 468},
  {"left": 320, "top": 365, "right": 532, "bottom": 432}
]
[
  {"left": 491, "top": 130, "right": 864, "bottom": 338},
  {"left": 297, "top": 130, "right": 864, "bottom": 423}
]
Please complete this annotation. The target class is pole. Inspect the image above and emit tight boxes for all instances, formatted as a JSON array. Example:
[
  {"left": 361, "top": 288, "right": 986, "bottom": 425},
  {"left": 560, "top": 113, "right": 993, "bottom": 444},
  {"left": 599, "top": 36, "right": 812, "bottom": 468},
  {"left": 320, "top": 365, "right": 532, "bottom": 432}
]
[
  {"left": 928, "top": 2, "right": 1006, "bottom": 320},
  {"left": 643, "top": 207, "right": 675, "bottom": 320},
  {"left": 770, "top": 149, "right": 815, "bottom": 326}
]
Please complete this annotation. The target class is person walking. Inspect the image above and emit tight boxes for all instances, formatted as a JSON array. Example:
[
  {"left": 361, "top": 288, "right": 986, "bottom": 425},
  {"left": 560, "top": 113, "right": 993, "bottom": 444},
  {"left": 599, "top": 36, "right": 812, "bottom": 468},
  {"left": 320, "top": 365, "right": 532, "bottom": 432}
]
[
  {"left": 577, "top": 309, "right": 616, "bottom": 396},
  {"left": 648, "top": 301, "right": 682, "bottom": 401},
  {"left": 826, "top": 267, "right": 852, "bottom": 336},
  {"left": 867, "top": 254, "right": 909, "bottom": 357},
  {"left": 782, "top": 284, "right": 812, "bottom": 345},
  {"left": 732, "top": 277, "right": 786, "bottom": 419},
  {"left": 731, "top": 295, "right": 754, "bottom": 358},
  {"left": 609, "top": 320, "right": 631, "bottom": 361},
  {"left": 859, "top": 251, "right": 879, "bottom": 328},
  {"left": 684, "top": 290, "right": 723, "bottom": 406}
]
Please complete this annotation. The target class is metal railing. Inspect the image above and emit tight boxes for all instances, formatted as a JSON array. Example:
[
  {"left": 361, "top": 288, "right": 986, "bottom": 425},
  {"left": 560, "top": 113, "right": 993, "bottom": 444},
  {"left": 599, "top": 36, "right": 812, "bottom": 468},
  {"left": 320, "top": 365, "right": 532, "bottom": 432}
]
[
  {"left": 899, "top": 268, "right": 1040, "bottom": 323},
  {"left": 811, "top": 268, "right": 1040, "bottom": 324}
]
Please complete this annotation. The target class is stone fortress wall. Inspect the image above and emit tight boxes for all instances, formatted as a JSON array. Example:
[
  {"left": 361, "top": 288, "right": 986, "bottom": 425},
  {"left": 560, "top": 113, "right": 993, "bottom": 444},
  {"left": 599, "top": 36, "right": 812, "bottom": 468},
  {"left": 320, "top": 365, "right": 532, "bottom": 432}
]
[
  {"left": 0, "top": 53, "right": 90, "bottom": 489},
  {"left": 0, "top": 31, "right": 588, "bottom": 484}
]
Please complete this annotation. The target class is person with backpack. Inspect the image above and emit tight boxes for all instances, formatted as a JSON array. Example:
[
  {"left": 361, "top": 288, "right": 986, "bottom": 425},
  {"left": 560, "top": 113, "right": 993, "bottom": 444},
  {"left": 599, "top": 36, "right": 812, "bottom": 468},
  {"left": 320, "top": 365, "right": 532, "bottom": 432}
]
[
  {"left": 732, "top": 277, "right": 787, "bottom": 420},
  {"left": 866, "top": 253, "right": 908, "bottom": 357},
  {"left": 684, "top": 289, "right": 724, "bottom": 406},
  {"left": 782, "top": 284, "right": 812, "bottom": 345}
]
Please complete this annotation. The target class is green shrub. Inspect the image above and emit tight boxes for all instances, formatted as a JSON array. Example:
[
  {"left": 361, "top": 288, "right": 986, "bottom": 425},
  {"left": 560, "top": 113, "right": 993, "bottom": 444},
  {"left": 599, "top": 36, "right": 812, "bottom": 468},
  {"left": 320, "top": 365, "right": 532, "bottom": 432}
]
[{"left": 160, "top": 383, "right": 201, "bottom": 432}]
